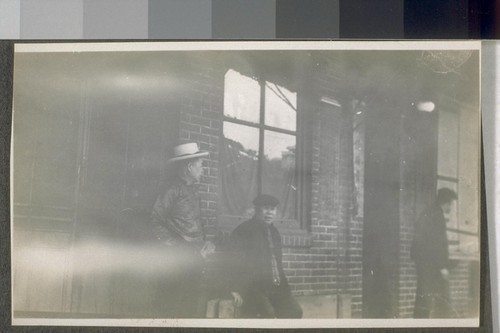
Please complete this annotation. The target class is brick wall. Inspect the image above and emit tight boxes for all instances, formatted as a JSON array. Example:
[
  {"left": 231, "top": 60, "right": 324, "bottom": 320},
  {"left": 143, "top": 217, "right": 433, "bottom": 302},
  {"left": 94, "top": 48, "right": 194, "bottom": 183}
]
[
  {"left": 449, "top": 260, "right": 476, "bottom": 317},
  {"left": 286, "top": 106, "right": 340, "bottom": 295},
  {"left": 280, "top": 102, "right": 362, "bottom": 318},
  {"left": 398, "top": 114, "right": 419, "bottom": 318}
]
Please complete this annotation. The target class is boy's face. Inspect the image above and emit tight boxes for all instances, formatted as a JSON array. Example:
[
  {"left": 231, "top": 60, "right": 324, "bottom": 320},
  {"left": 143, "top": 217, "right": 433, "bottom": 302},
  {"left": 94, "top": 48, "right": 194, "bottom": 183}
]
[{"left": 256, "top": 205, "right": 277, "bottom": 224}]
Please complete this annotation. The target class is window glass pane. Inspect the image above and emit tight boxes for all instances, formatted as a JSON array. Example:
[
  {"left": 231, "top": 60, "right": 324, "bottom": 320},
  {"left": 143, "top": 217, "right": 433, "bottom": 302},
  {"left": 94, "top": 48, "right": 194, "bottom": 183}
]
[
  {"left": 353, "top": 111, "right": 365, "bottom": 218},
  {"left": 437, "top": 109, "right": 458, "bottom": 178},
  {"left": 262, "top": 130, "right": 297, "bottom": 220},
  {"left": 224, "top": 69, "right": 260, "bottom": 124},
  {"left": 458, "top": 234, "right": 479, "bottom": 255},
  {"left": 219, "top": 122, "right": 259, "bottom": 217},
  {"left": 265, "top": 82, "right": 296, "bottom": 131}
]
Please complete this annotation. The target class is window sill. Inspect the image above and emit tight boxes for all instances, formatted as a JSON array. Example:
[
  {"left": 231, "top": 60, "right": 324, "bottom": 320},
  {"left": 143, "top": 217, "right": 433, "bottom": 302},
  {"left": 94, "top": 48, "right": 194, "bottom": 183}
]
[
  {"left": 449, "top": 252, "right": 480, "bottom": 262},
  {"left": 278, "top": 227, "right": 312, "bottom": 248}
]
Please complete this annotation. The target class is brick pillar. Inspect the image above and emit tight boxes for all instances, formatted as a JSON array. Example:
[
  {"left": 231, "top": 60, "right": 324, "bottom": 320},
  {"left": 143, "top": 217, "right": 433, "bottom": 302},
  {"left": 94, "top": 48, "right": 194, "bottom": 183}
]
[
  {"left": 178, "top": 66, "right": 224, "bottom": 241},
  {"left": 362, "top": 98, "right": 402, "bottom": 318}
]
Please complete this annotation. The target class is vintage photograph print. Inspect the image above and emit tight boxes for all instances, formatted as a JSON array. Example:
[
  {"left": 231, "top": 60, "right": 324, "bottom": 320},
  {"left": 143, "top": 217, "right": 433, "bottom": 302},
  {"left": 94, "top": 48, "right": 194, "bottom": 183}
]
[{"left": 11, "top": 41, "right": 481, "bottom": 328}]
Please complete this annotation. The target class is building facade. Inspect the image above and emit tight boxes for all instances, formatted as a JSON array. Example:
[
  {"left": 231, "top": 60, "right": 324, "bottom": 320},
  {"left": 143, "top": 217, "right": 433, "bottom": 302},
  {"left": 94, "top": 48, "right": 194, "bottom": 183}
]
[{"left": 12, "top": 48, "right": 480, "bottom": 319}]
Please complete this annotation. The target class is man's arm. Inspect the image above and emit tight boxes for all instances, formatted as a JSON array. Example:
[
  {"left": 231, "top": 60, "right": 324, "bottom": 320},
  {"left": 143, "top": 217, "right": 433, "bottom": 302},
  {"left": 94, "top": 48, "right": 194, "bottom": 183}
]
[
  {"left": 434, "top": 209, "right": 451, "bottom": 270},
  {"left": 440, "top": 268, "right": 450, "bottom": 280},
  {"left": 424, "top": 207, "right": 451, "bottom": 271},
  {"left": 231, "top": 292, "right": 243, "bottom": 307},
  {"left": 200, "top": 239, "right": 216, "bottom": 258},
  {"left": 151, "top": 189, "right": 180, "bottom": 246}
]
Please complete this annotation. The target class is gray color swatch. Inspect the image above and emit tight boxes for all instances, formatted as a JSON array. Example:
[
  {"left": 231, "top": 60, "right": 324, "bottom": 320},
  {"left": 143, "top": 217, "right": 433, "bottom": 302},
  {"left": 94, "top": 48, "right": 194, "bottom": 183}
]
[
  {"left": 276, "top": 0, "right": 338, "bottom": 38},
  {"left": 340, "top": 0, "right": 403, "bottom": 38},
  {"left": 149, "top": 0, "right": 211, "bottom": 39},
  {"left": 0, "top": 0, "right": 21, "bottom": 39},
  {"left": 20, "top": 0, "right": 83, "bottom": 39},
  {"left": 83, "top": 0, "right": 148, "bottom": 39},
  {"left": 212, "top": 0, "right": 275, "bottom": 39}
]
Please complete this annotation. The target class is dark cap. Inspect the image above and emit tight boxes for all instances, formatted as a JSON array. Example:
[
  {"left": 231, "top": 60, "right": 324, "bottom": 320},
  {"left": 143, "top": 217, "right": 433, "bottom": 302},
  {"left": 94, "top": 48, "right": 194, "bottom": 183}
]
[
  {"left": 437, "top": 188, "right": 458, "bottom": 205},
  {"left": 253, "top": 194, "right": 280, "bottom": 208}
]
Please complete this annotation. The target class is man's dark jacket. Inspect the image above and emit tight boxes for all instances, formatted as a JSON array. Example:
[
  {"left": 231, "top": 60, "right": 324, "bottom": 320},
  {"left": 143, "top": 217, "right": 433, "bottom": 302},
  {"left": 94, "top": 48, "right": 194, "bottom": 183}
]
[
  {"left": 411, "top": 203, "right": 453, "bottom": 317},
  {"left": 228, "top": 217, "right": 289, "bottom": 296},
  {"left": 411, "top": 203, "right": 451, "bottom": 273}
]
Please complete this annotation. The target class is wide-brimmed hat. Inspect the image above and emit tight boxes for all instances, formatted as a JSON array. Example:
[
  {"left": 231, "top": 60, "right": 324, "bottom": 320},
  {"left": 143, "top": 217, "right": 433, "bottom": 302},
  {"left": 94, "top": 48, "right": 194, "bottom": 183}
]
[{"left": 168, "top": 143, "right": 209, "bottom": 163}]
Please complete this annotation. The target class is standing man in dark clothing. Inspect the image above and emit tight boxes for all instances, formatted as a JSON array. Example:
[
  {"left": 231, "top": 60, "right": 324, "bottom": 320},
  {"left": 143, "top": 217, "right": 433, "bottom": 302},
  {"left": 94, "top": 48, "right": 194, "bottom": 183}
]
[
  {"left": 151, "top": 142, "right": 215, "bottom": 318},
  {"left": 229, "top": 194, "right": 302, "bottom": 318},
  {"left": 411, "top": 188, "right": 458, "bottom": 318}
]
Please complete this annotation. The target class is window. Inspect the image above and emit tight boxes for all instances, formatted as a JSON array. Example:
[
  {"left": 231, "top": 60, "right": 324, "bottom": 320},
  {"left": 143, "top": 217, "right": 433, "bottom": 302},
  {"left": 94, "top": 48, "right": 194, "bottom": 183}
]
[
  {"left": 219, "top": 69, "right": 300, "bottom": 228},
  {"left": 437, "top": 105, "right": 479, "bottom": 258},
  {"left": 437, "top": 108, "right": 460, "bottom": 253}
]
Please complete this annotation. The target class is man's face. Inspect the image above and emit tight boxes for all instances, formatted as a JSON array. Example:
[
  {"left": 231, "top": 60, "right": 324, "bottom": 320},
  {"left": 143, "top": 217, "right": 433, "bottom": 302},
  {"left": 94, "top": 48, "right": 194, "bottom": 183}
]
[
  {"left": 188, "top": 158, "right": 204, "bottom": 182},
  {"left": 442, "top": 201, "right": 454, "bottom": 215},
  {"left": 256, "top": 205, "right": 277, "bottom": 224}
]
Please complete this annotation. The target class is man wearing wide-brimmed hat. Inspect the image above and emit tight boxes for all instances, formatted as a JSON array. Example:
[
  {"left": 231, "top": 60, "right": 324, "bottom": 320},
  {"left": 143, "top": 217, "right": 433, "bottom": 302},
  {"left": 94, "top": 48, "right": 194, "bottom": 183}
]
[{"left": 151, "top": 142, "right": 215, "bottom": 317}]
